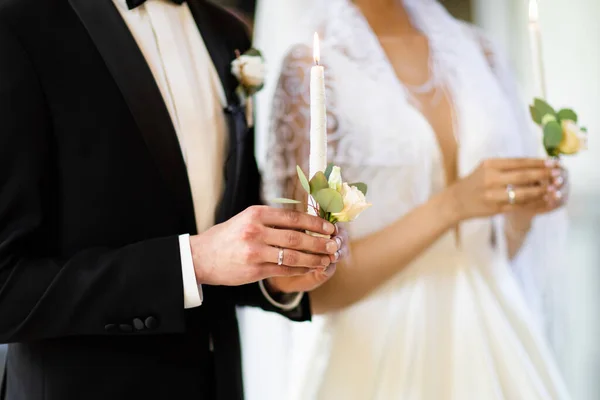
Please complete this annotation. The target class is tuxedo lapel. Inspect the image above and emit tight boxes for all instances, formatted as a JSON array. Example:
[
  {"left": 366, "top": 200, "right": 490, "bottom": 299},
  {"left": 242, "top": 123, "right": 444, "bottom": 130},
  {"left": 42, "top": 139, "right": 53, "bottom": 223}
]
[{"left": 68, "top": 0, "right": 196, "bottom": 232}]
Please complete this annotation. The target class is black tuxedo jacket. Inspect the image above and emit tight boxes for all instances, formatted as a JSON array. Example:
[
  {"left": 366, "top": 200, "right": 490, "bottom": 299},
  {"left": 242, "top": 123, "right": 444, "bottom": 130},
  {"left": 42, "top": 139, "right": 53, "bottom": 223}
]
[{"left": 0, "top": 0, "right": 310, "bottom": 399}]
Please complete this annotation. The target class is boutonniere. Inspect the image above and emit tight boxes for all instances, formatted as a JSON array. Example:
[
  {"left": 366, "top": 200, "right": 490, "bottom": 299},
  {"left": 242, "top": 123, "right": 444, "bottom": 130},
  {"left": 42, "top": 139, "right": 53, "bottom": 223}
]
[
  {"left": 231, "top": 48, "right": 266, "bottom": 128},
  {"left": 529, "top": 97, "right": 588, "bottom": 157}
]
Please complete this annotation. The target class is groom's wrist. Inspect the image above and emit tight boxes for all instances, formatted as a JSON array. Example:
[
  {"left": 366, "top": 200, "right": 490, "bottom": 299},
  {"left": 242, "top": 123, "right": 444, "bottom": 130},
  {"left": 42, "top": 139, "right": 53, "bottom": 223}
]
[{"left": 189, "top": 234, "right": 210, "bottom": 285}]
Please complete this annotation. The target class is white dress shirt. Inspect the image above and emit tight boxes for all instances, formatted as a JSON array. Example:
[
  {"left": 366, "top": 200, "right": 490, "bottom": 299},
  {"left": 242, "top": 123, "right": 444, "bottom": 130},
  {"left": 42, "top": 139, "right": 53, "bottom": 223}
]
[
  {"left": 114, "top": 0, "right": 228, "bottom": 308},
  {"left": 113, "top": 0, "right": 303, "bottom": 311}
]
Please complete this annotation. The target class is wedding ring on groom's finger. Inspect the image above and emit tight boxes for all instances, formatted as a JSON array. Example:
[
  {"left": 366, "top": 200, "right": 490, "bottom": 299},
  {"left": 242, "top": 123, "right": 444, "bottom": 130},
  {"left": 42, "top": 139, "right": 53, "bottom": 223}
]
[
  {"left": 506, "top": 184, "right": 516, "bottom": 205},
  {"left": 277, "top": 248, "right": 284, "bottom": 266}
]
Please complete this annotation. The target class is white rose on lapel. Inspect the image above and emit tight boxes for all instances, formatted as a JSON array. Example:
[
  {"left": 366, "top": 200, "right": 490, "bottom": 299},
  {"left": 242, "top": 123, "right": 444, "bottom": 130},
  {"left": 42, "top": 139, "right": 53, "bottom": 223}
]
[
  {"left": 231, "top": 48, "right": 265, "bottom": 128},
  {"left": 231, "top": 48, "right": 265, "bottom": 97}
]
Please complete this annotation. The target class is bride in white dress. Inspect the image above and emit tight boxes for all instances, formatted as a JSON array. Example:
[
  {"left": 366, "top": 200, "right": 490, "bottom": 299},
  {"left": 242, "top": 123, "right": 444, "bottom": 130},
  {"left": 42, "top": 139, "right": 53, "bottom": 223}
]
[{"left": 257, "top": 0, "right": 571, "bottom": 398}]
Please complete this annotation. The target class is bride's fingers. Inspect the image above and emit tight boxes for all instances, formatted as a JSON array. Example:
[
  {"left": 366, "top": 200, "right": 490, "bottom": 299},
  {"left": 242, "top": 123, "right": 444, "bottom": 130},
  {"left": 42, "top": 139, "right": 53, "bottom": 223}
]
[
  {"left": 552, "top": 168, "right": 568, "bottom": 188},
  {"left": 488, "top": 185, "right": 549, "bottom": 206},
  {"left": 521, "top": 190, "right": 564, "bottom": 214},
  {"left": 321, "top": 264, "right": 337, "bottom": 278},
  {"left": 487, "top": 158, "right": 557, "bottom": 171},
  {"left": 498, "top": 168, "right": 559, "bottom": 187}
]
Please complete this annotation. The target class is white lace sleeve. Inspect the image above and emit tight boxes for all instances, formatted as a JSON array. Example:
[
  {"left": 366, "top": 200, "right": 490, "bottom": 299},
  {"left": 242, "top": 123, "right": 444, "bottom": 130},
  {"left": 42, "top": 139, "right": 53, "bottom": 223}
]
[
  {"left": 469, "top": 24, "right": 569, "bottom": 353},
  {"left": 263, "top": 44, "right": 340, "bottom": 207}
]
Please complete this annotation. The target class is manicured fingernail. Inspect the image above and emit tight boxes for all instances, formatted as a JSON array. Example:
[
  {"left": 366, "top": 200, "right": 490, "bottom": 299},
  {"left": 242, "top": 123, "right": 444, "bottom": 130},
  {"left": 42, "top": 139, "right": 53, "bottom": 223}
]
[
  {"left": 324, "top": 222, "right": 334, "bottom": 234},
  {"left": 554, "top": 190, "right": 563, "bottom": 200},
  {"left": 551, "top": 169, "right": 561, "bottom": 177},
  {"left": 326, "top": 241, "right": 338, "bottom": 254},
  {"left": 335, "top": 237, "right": 342, "bottom": 248},
  {"left": 554, "top": 176, "right": 565, "bottom": 186},
  {"left": 547, "top": 185, "right": 556, "bottom": 192},
  {"left": 334, "top": 224, "right": 339, "bottom": 235},
  {"left": 545, "top": 159, "right": 558, "bottom": 167},
  {"left": 321, "top": 257, "right": 330, "bottom": 267},
  {"left": 333, "top": 251, "right": 340, "bottom": 262}
]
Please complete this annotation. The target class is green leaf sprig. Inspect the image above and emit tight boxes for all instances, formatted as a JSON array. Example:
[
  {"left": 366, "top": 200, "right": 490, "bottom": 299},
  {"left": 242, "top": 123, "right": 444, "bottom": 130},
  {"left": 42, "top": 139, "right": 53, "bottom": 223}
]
[
  {"left": 529, "top": 98, "right": 587, "bottom": 157},
  {"left": 272, "top": 164, "right": 368, "bottom": 223}
]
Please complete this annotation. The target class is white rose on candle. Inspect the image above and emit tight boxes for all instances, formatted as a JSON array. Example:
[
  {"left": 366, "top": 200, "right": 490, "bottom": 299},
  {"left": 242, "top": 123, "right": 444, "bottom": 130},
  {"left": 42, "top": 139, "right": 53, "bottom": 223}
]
[
  {"left": 231, "top": 54, "right": 266, "bottom": 90},
  {"left": 559, "top": 120, "right": 586, "bottom": 154},
  {"left": 328, "top": 166, "right": 343, "bottom": 192},
  {"left": 332, "top": 183, "right": 372, "bottom": 222}
]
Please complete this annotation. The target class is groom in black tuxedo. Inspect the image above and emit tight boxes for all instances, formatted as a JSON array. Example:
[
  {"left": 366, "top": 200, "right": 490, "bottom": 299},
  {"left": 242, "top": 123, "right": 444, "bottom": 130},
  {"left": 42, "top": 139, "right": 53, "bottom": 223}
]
[{"left": 0, "top": 0, "right": 341, "bottom": 399}]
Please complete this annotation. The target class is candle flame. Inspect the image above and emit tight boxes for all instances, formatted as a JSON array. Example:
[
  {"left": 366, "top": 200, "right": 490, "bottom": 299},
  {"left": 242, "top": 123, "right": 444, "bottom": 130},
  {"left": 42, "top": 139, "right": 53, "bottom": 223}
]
[
  {"left": 529, "top": 0, "right": 539, "bottom": 23},
  {"left": 313, "top": 32, "right": 320, "bottom": 65}
]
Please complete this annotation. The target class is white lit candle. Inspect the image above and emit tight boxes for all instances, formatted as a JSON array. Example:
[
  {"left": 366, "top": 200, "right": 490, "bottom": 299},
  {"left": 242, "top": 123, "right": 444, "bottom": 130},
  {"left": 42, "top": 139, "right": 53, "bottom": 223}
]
[
  {"left": 308, "top": 33, "right": 327, "bottom": 215},
  {"left": 529, "top": 0, "right": 547, "bottom": 98},
  {"left": 309, "top": 32, "right": 327, "bottom": 179}
]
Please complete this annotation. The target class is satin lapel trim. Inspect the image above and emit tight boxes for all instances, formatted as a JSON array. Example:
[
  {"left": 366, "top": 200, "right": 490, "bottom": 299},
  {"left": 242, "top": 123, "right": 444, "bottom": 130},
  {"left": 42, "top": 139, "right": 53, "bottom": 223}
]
[{"left": 68, "top": 0, "right": 196, "bottom": 231}]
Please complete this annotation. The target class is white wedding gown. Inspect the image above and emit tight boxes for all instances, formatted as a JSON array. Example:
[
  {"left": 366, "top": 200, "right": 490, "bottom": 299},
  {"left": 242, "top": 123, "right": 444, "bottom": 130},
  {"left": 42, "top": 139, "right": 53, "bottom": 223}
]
[{"left": 247, "top": 0, "right": 570, "bottom": 399}]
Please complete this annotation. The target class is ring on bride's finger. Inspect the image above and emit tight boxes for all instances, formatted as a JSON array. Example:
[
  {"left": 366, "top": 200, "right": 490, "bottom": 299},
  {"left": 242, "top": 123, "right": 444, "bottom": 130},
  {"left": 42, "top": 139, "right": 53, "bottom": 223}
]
[
  {"left": 277, "top": 248, "right": 284, "bottom": 266},
  {"left": 506, "top": 184, "right": 516, "bottom": 205}
]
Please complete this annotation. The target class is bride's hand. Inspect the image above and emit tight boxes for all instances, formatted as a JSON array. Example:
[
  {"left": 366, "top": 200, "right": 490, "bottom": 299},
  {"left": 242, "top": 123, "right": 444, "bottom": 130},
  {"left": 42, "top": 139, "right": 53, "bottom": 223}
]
[
  {"left": 506, "top": 164, "right": 569, "bottom": 228},
  {"left": 265, "top": 225, "right": 349, "bottom": 294},
  {"left": 446, "top": 158, "right": 561, "bottom": 221}
]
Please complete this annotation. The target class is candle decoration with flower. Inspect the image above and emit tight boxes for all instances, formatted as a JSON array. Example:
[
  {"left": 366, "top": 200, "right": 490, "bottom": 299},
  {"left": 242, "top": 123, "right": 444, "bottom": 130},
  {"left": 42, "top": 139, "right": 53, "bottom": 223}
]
[
  {"left": 272, "top": 164, "right": 371, "bottom": 224},
  {"left": 527, "top": 0, "right": 587, "bottom": 158},
  {"left": 529, "top": 98, "right": 588, "bottom": 157},
  {"left": 272, "top": 33, "right": 371, "bottom": 236}
]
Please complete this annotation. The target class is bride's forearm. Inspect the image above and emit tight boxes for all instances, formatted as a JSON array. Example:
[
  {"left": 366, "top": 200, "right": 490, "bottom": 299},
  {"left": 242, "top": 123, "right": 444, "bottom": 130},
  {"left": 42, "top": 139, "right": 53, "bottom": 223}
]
[{"left": 310, "top": 189, "right": 462, "bottom": 314}]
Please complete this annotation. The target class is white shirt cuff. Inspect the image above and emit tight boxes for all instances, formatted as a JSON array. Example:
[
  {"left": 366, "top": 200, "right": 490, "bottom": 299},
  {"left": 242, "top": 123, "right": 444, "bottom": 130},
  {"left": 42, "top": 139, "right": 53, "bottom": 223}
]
[
  {"left": 179, "top": 234, "right": 203, "bottom": 309},
  {"left": 258, "top": 280, "right": 304, "bottom": 311}
]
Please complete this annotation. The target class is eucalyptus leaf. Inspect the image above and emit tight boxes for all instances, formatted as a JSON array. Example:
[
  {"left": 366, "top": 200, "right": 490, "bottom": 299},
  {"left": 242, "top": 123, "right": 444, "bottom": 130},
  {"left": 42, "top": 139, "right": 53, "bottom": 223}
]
[
  {"left": 313, "top": 188, "right": 344, "bottom": 214},
  {"left": 296, "top": 166, "right": 310, "bottom": 194},
  {"left": 581, "top": 127, "right": 588, "bottom": 133},
  {"left": 324, "top": 163, "right": 334, "bottom": 180},
  {"left": 310, "top": 171, "right": 329, "bottom": 194},
  {"left": 529, "top": 105, "right": 542, "bottom": 124},
  {"left": 350, "top": 182, "right": 368, "bottom": 196},
  {"left": 543, "top": 120, "right": 564, "bottom": 149},
  {"left": 319, "top": 205, "right": 327, "bottom": 219},
  {"left": 534, "top": 98, "right": 556, "bottom": 118},
  {"left": 557, "top": 108, "right": 578, "bottom": 123},
  {"left": 272, "top": 198, "right": 302, "bottom": 204},
  {"left": 541, "top": 114, "right": 557, "bottom": 126}
]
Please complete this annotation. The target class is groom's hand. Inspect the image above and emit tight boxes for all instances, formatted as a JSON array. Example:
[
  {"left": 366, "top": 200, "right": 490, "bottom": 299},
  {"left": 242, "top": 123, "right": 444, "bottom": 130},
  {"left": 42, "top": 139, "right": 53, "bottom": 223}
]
[
  {"left": 189, "top": 206, "right": 339, "bottom": 286},
  {"left": 265, "top": 225, "right": 349, "bottom": 294}
]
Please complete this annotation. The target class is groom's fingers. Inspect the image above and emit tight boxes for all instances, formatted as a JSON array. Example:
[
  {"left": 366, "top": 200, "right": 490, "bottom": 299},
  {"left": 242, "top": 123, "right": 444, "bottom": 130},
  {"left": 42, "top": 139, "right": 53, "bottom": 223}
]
[
  {"left": 258, "top": 207, "right": 335, "bottom": 236},
  {"left": 262, "top": 227, "right": 338, "bottom": 255},
  {"left": 264, "top": 246, "right": 330, "bottom": 269},
  {"left": 260, "top": 264, "right": 311, "bottom": 278}
]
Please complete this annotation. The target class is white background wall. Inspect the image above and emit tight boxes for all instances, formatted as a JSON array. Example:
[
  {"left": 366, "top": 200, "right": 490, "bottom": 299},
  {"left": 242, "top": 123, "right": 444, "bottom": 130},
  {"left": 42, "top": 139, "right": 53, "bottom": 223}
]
[{"left": 473, "top": 1, "right": 600, "bottom": 398}]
